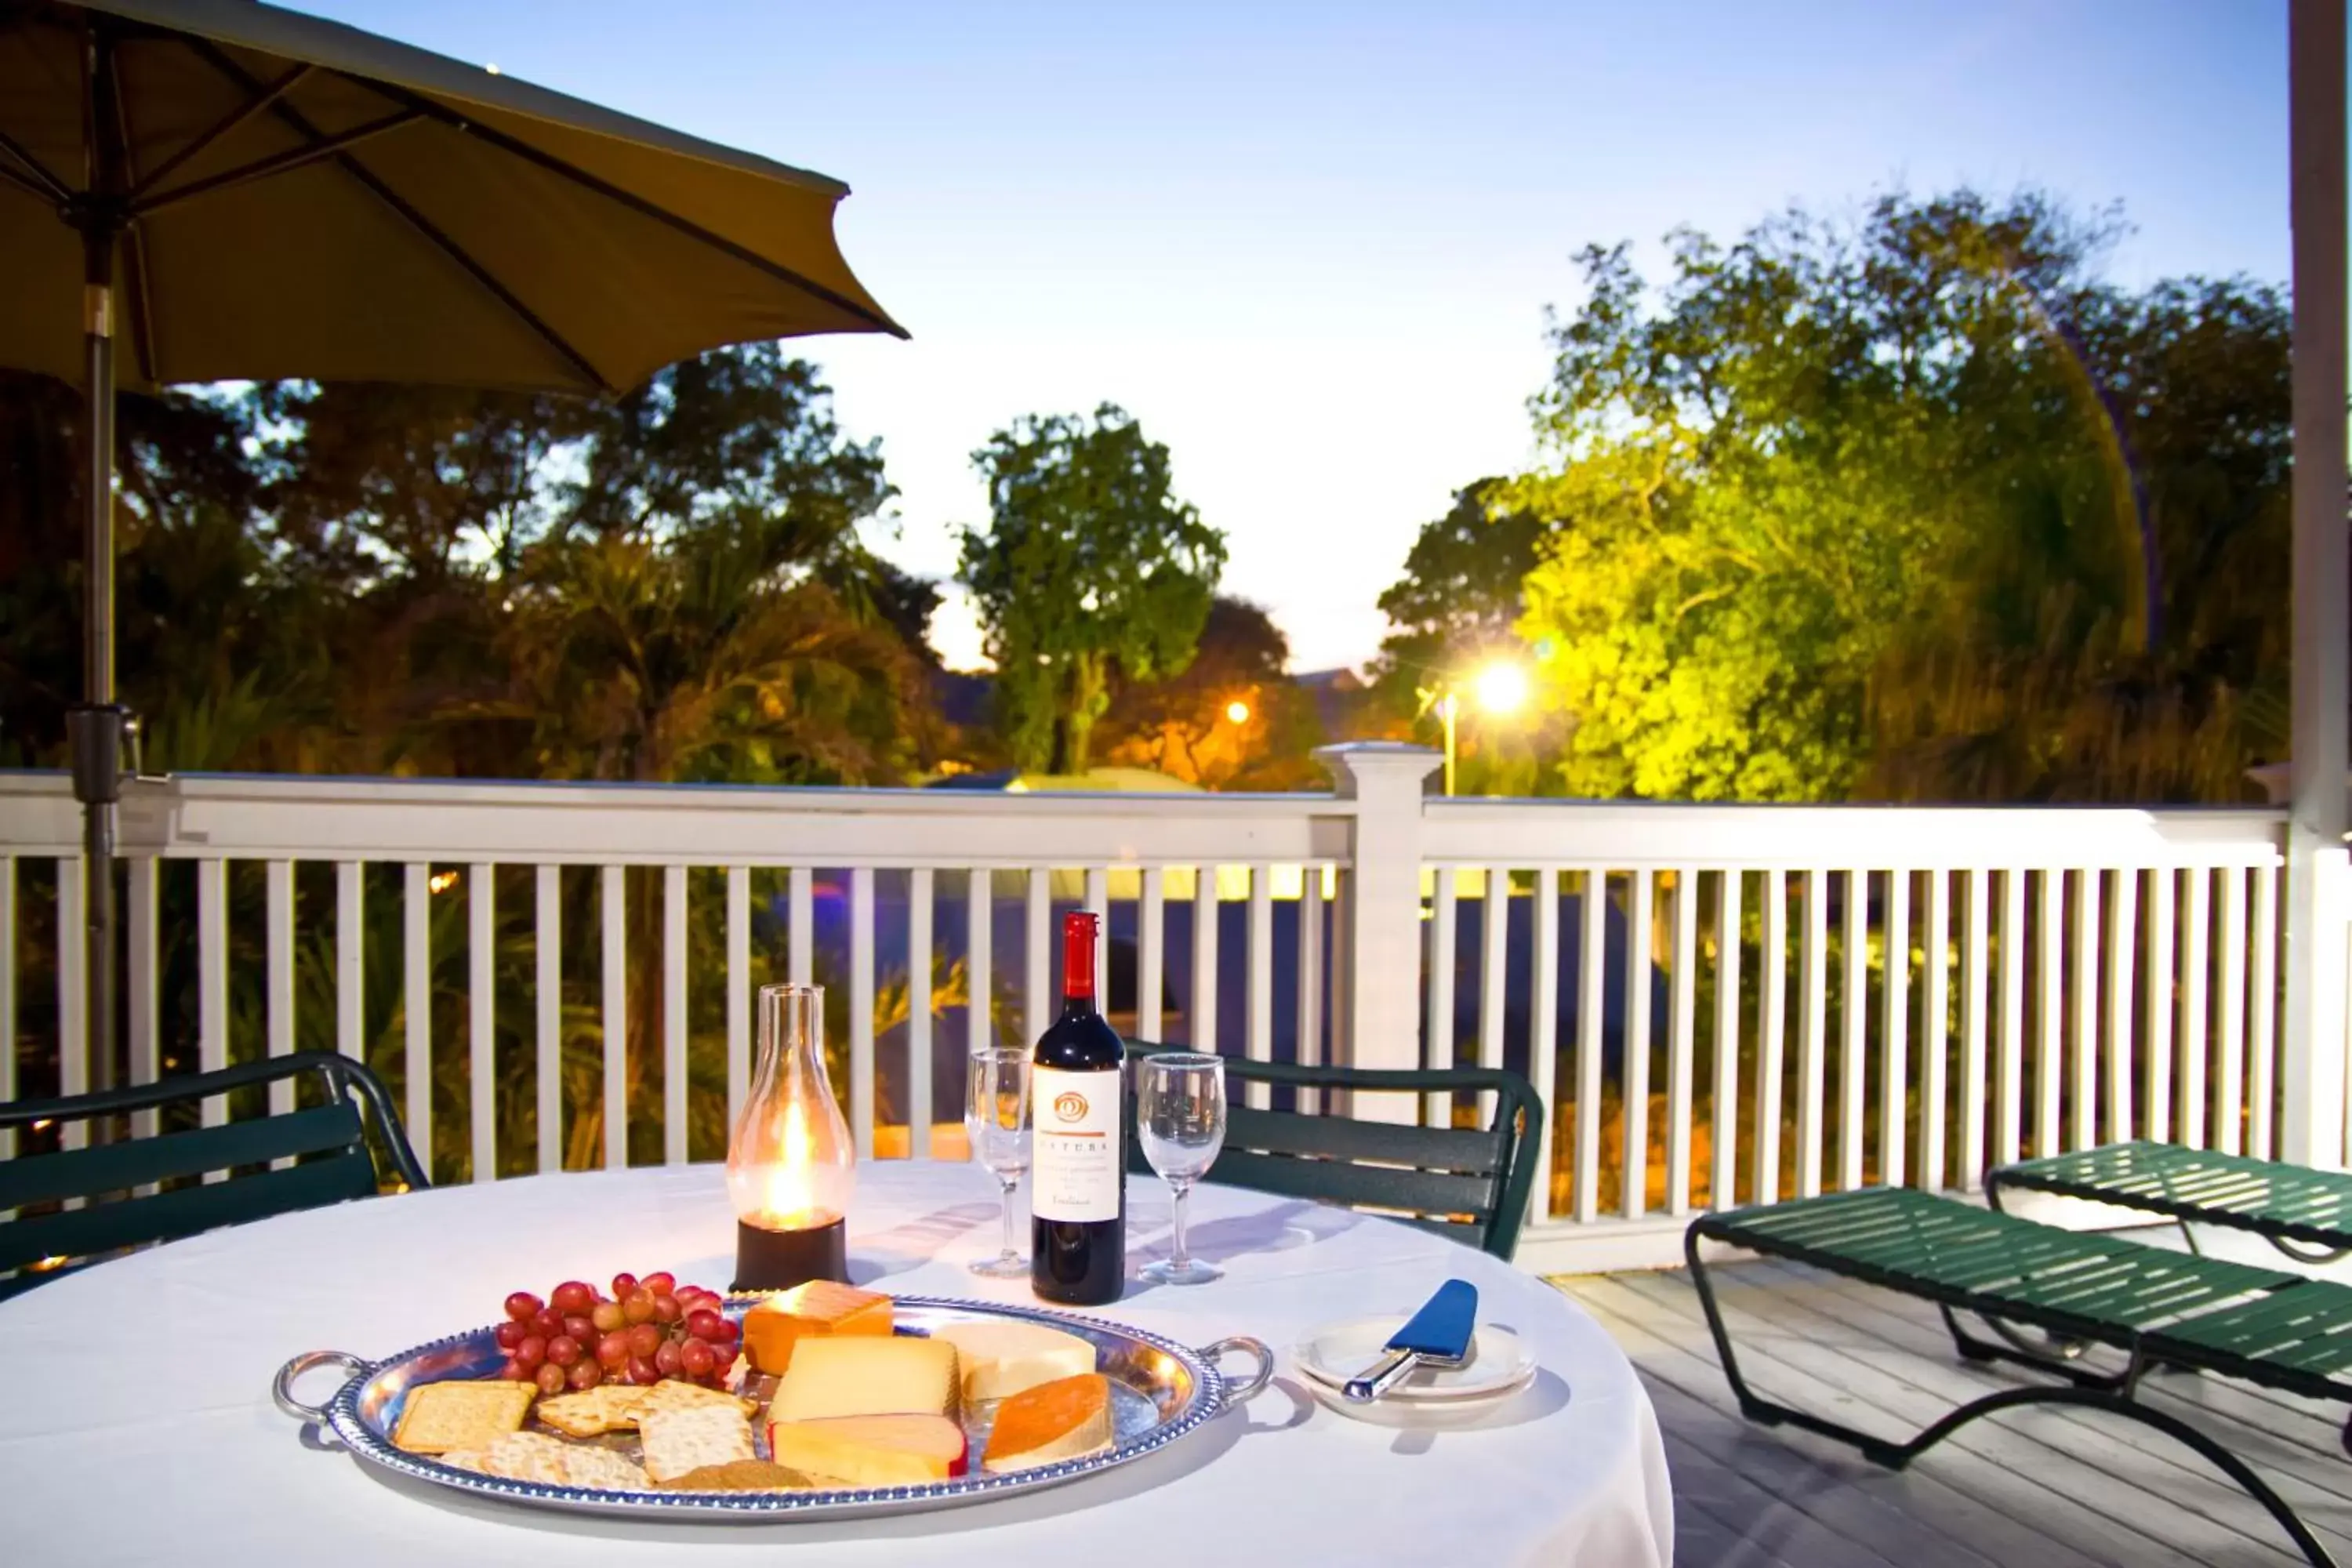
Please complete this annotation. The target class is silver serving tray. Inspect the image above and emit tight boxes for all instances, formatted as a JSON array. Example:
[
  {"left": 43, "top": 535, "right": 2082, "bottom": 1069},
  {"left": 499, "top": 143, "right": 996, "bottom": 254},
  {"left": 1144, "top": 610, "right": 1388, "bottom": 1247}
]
[{"left": 273, "top": 1294, "right": 1272, "bottom": 1523}]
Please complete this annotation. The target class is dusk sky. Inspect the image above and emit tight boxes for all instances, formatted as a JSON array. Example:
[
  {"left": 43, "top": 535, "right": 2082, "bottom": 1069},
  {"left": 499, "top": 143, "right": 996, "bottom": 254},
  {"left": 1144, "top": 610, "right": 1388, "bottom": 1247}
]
[{"left": 296, "top": 0, "right": 2292, "bottom": 674}]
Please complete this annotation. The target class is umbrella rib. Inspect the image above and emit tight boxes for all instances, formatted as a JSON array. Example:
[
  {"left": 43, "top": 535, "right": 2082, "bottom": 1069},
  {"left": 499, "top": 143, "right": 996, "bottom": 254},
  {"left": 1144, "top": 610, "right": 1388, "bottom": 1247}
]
[
  {"left": 132, "top": 108, "right": 425, "bottom": 217},
  {"left": 365, "top": 81, "right": 907, "bottom": 339},
  {"left": 128, "top": 61, "right": 314, "bottom": 202},
  {"left": 0, "top": 124, "right": 74, "bottom": 202},
  {"left": 182, "top": 38, "right": 614, "bottom": 395}
]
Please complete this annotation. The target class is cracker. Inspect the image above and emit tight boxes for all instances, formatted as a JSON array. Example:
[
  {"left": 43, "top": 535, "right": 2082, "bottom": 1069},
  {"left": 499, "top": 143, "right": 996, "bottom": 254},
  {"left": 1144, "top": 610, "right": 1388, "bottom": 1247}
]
[
  {"left": 476, "top": 1430, "right": 575, "bottom": 1486},
  {"left": 558, "top": 1444, "right": 652, "bottom": 1492},
  {"left": 657, "top": 1457, "right": 812, "bottom": 1491},
  {"left": 391, "top": 1380, "right": 536, "bottom": 1454},
  {"left": 535, "top": 1383, "right": 640, "bottom": 1438},
  {"left": 638, "top": 1406, "right": 755, "bottom": 1485},
  {"left": 624, "top": 1379, "right": 758, "bottom": 1421}
]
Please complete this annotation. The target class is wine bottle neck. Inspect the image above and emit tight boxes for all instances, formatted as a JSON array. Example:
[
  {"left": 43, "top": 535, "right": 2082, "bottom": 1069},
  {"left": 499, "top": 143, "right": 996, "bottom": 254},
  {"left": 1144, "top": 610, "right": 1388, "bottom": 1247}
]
[{"left": 1061, "top": 912, "right": 1097, "bottom": 1004}]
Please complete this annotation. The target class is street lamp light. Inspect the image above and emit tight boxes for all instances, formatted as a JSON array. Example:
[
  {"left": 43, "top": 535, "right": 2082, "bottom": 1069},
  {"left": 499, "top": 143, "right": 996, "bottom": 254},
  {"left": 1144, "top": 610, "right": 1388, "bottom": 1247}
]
[
  {"left": 1417, "top": 659, "right": 1531, "bottom": 797},
  {"left": 1225, "top": 699, "right": 1251, "bottom": 724}
]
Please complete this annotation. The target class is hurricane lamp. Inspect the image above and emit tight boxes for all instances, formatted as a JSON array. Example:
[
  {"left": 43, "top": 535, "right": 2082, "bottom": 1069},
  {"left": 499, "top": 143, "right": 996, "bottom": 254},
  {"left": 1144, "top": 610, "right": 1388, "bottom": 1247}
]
[{"left": 727, "top": 984, "right": 855, "bottom": 1290}]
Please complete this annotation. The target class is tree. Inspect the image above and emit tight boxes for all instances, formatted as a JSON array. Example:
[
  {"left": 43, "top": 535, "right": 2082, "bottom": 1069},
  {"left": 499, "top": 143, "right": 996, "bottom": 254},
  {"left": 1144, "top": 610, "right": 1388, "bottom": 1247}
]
[
  {"left": 1097, "top": 596, "right": 1326, "bottom": 789},
  {"left": 1496, "top": 189, "right": 2284, "bottom": 803},
  {"left": 1367, "top": 479, "right": 1564, "bottom": 794},
  {"left": 959, "top": 404, "right": 1225, "bottom": 774}
]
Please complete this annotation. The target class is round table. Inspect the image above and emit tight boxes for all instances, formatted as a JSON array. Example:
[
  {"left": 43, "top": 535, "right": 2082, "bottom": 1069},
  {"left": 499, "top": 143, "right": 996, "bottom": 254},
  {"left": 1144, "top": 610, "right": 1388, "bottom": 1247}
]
[{"left": 1, "top": 1163, "right": 1672, "bottom": 1566}]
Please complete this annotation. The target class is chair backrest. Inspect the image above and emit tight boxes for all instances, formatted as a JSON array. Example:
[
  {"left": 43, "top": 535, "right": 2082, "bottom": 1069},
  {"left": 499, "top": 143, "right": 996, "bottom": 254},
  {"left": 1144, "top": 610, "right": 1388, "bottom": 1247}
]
[
  {"left": 0, "top": 1051, "right": 425, "bottom": 1299},
  {"left": 1124, "top": 1042, "right": 1543, "bottom": 1259}
]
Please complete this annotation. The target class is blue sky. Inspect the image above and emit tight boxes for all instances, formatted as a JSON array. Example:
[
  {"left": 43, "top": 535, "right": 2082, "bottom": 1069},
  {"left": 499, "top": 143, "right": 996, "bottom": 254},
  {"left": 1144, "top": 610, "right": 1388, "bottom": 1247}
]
[{"left": 299, "top": 0, "right": 2292, "bottom": 673}]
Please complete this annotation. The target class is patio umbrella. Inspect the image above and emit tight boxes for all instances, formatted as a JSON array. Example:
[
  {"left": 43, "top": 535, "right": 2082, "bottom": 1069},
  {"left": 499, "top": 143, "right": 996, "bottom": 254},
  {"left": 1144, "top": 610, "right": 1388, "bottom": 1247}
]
[{"left": 0, "top": 0, "right": 906, "bottom": 1098}]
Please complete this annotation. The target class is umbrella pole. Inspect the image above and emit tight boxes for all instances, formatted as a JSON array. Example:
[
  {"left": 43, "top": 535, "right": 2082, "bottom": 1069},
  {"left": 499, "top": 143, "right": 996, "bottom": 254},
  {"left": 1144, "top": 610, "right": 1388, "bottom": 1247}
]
[
  {"left": 67, "top": 18, "right": 127, "bottom": 1109},
  {"left": 68, "top": 223, "right": 123, "bottom": 1107}
]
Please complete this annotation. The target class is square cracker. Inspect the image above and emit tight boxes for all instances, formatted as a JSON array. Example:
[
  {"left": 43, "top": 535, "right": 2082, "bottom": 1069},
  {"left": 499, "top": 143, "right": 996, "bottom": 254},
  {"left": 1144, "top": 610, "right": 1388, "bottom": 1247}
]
[
  {"left": 559, "top": 1443, "right": 652, "bottom": 1492},
  {"left": 476, "top": 1430, "right": 576, "bottom": 1486},
  {"left": 639, "top": 1406, "right": 755, "bottom": 1486},
  {"left": 535, "top": 1383, "right": 641, "bottom": 1439},
  {"left": 391, "top": 1380, "right": 536, "bottom": 1454},
  {"left": 625, "top": 1380, "right": 757, "bottom": 1422}
]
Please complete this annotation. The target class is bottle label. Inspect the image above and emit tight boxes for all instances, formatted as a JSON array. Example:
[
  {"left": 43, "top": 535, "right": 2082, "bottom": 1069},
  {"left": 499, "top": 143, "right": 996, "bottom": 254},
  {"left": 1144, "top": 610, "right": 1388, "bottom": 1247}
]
[{"left": 1032, "top": 1065, "right": 1121, "bottom": 1222}]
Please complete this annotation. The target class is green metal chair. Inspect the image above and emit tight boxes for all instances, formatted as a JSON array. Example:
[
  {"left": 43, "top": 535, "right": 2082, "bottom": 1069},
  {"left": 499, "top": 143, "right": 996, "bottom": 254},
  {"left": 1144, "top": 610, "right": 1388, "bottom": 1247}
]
[
  {"left": 1124, "top": 1040, "right": 1543, "bottom": 1260},
  {"left": 1, "top": 1051, "right": 426, "bottom": 1300}
]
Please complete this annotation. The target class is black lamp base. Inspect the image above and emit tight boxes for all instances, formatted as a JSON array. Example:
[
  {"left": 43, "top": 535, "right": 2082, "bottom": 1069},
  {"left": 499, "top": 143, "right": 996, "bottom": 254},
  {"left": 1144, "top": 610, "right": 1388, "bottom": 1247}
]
[{"left": 733, "top": 1217, "right": 848, "bottom": 1293}]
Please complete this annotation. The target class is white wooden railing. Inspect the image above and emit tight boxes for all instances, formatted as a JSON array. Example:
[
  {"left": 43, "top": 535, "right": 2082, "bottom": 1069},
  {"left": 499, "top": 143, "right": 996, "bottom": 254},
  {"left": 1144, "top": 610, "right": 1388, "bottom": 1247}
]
[{"left": 0, "top": 746, "right": 2326, "bottom": 1273}]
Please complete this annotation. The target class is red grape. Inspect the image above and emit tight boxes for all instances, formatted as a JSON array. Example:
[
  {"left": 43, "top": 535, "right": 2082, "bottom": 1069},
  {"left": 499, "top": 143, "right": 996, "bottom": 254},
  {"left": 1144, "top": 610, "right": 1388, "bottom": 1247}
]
[
  {"left": 626, "top": 1322, "right": 662, "bottom": 1360},
  {"left": 590, "top": 1301, "right": 624, "bottom": 1334},
  {"left": 535, "top": 1362, "right": 568, "bottom": 1396},
  {"left": 654, "top": 1339, "right": 684, "bottom": 1376},
  {"left": 641, "top": 1271, "right": 676, "bottom": 1297},
  {"left": 566, "top": 1359, "right": 602, "bottom": 1392},
  {"left": 532, "top": 1307, "right": 565, "bottom": 1339},
  {"left": 684, "top": 1309, "right": 724, "bottom": 1341},
  {"left": 652, "top": 1293, "right": 681, "bottom": 1324},
  {"left": 498, "top": 1358, "right": 532, "bottom": 1381},
  {"left": 610, "top": 1272, "right": 638, "bottom": 1301},
  {"left": 562, "top": 1313, "right": 596, "bottom": 1343},
  {"left": 622, "top": 1290, "right": 655, "bottom": 1326},
  {"left": 505, "top": 1291, "right": 543, "bottom": 1323},
  {"left": 711, "top": 1318, "right": 740, "bottom": 1346},
  {"left": 495, "top": 1320, "right": 528, "bottom": 1352},
  {"left": 515, "top": 1334, "right": 547, "bottom": 1371},
  {"left": 679, "top": 1338, "right": 716, "bottom": 1378},
  {"left": 546, "top": 1334, "right": 583, "bottom": 1368},
  {"left": 596, "top": 1331, "right": 631, "bottom": 1370},
  {"left": 626, "top": 1356, "right": 660, "bottom": 1386},
  {"left": 550, "top": 1280, "right": 595, "bottom": 1315}
]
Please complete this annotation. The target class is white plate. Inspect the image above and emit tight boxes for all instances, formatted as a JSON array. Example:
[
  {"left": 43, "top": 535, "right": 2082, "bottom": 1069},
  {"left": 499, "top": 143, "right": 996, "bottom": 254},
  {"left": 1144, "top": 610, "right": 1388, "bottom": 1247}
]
[{"left": 1291, "top": 1316, "right": 1536, "bottom": 1403}]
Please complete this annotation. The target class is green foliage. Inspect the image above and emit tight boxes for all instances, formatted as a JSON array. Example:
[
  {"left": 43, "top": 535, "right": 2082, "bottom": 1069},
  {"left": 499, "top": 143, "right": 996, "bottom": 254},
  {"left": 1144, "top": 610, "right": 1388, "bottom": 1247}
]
[
  {"left": 1097, "top": 596, "right": 1327, "bottom": 789},
  {"left": 1477, "top": 189, "right": 2288, "bottom": 803},
  {"left": 958, "top": 404, "right": 1226, "bottom": 775}
]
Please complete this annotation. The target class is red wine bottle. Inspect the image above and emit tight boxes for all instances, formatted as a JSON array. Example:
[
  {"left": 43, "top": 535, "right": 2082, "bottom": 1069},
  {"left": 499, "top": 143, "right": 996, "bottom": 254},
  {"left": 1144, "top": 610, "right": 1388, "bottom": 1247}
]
[{"left": 1029, "top": 911, "right": 1126, "bottom": 1305}]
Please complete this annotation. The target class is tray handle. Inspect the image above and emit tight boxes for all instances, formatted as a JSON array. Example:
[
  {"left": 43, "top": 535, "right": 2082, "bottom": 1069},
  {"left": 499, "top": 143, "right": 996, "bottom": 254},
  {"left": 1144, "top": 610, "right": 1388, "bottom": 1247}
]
[
  {"left": 1201, "top": 1335, "right": 1274, "bottom": 1403},
  {"left": 274, "top": 1349, "right": 368, "bottom": 1425}
]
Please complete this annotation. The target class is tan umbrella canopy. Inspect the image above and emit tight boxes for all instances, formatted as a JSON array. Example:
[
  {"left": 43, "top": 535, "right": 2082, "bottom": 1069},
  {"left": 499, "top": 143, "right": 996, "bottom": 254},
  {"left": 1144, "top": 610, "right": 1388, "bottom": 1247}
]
[{"left": 0, "top": 0, "right": 905, "bottom": 1098}]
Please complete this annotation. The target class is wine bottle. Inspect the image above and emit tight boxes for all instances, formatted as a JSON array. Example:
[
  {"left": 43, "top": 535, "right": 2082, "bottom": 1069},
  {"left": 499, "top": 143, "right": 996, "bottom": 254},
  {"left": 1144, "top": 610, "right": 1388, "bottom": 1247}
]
[{"left": 1029, "top": 910, "right": 1126, "bottom": 1305}]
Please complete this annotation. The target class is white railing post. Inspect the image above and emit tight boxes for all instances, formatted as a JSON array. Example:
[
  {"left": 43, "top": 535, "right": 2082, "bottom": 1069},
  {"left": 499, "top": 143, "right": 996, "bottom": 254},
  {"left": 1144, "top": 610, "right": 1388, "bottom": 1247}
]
[
  {"left": 1316, "top": 743, "right": 1439, "bottom": 1124},
  {"left": 2285, "top": 0, "right": 2350, "bottom": 1171}
]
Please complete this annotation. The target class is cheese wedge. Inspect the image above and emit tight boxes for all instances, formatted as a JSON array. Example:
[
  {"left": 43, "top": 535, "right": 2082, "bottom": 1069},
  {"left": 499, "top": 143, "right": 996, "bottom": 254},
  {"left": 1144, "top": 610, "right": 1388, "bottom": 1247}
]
[
  {"left": 983, "top": 1373, "right": 1115, "bottom": 1473},
  {"left": 767, "top": 1414, "right": 969, "bottom": 1487},
  {"left": 931, "top": 1320, "right": 1098, "bottom": 1402},
  {"left": 769, "top": 1335, "right": 960, "bottom": 1422},
  {"left": 741, "top": 1281, "right": 895, "bottom": 1376}
]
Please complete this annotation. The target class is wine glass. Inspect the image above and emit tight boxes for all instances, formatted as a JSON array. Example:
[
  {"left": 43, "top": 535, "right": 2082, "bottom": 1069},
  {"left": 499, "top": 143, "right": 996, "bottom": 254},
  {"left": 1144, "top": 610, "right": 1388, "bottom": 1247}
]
[
  {"left": 1138, "top": 1053, "right": 1227, "bottom": 1286},
  {"left": 964, "top": 1047, "right": 1032, "bottom": 1278}
]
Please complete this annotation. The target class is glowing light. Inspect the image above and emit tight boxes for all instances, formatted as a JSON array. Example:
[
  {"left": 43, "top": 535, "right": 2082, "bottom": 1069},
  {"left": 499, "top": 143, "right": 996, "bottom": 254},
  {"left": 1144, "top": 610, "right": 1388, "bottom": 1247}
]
[
  {"left": 1225, "top": 699, "right": 1250, "bottom": 724},
  {"left": 428, "top": 869, "right": 460, "bottom": 895},
  {"left": 1473, "top": 662, "right": 1530, "bottom": 716},
  {"left": 754, "top": 1099, "right": 832, "bottom": 1229}
]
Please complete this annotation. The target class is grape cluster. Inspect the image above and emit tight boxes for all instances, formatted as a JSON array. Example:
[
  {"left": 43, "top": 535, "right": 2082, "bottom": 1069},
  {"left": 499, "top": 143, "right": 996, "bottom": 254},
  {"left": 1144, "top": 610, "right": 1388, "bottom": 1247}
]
[{"left": 493, "top": 1271, "right": 742, "bottom": 1397}]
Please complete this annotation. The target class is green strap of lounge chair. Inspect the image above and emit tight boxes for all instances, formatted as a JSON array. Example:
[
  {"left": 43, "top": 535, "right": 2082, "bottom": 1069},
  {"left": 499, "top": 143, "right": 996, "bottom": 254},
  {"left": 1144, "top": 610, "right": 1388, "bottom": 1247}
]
[{"left": 1989, "top": 1141, "right": 2352, "bottom": 1251}]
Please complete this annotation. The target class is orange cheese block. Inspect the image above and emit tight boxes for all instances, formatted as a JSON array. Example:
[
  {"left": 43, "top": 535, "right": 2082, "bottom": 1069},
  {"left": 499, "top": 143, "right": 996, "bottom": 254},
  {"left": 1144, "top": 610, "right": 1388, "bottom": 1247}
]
[
  {"left": 741, "top": 1280, "right": 894, "bottom": 1376},
  {"left": 982, "top": 1372, "right": 1114, "bottom": 1473},
  {"left": 767, "top": 1414, "right": 968, "bottom": 1486}
]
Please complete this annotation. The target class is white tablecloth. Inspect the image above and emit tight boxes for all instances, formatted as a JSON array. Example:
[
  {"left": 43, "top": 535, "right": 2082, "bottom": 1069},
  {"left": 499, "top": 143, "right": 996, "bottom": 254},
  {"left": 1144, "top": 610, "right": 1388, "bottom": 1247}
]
[{"left": 0, "top": 1163, "right": 1672, "bottom": 1566}]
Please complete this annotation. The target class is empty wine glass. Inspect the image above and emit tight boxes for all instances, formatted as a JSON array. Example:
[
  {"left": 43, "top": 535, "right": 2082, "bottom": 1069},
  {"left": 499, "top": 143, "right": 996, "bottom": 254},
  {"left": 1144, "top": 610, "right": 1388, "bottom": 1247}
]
[
  {"left": 1138, "top": 1053, "right": 1226, "bottom": 1286},
  {"left": 964, "top": 1047, "right": 1032, "bottom": 1278}
]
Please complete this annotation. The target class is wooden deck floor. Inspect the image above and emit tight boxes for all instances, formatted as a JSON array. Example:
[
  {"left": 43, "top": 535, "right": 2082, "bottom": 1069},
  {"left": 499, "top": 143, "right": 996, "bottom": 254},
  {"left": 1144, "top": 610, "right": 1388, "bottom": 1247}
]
[{"left": 1553, "top": 1258, "right": 2352, "bottom": 1567}]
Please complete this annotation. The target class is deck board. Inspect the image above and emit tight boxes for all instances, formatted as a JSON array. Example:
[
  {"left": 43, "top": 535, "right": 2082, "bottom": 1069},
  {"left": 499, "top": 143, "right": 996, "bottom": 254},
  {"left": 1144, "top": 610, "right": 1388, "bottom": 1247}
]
[{"left": 1555, "top": 1260, "right": 2346, "bottom": 1566}]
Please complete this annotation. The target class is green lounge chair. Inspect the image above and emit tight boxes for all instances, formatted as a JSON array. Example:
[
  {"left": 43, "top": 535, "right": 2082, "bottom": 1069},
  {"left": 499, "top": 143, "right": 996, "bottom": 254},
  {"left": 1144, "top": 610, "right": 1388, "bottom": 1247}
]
[
  {"left": 1991, "top": 1139, "right": 2352, "bottom": 1264},
  {"left": 1689, "top": 1186, "right": 2352, "bottom": 1567}
]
